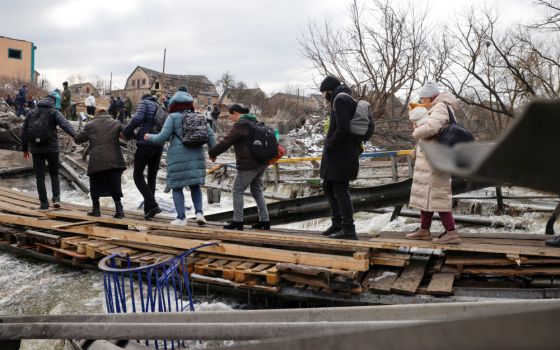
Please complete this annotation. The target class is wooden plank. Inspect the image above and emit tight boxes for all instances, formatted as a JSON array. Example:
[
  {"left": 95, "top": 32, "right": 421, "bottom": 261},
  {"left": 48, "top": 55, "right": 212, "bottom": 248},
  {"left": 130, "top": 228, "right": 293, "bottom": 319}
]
[
  {"left": 461, "top": 266, "right": 560, "bottom": 276},
  {"left": 53, "top": 221, "right": 97, "bottom": 229},
  {"left": 252, "top": 264, "right": 272, "bottom": 273},
  {"left": 35, "top": 243, "right": 89, "bottom": 259},
  {"left": 390, "top": 259, "right": 428, "bottom": 295},
  {"left": 363, "top": 267, "right": 400, "bottom": 294},
  {"left": 425, "top": 273, "right": 455, "bottom": 296},
  {"left": 4, "top": 212, "right": 368, "bottom": 271}
]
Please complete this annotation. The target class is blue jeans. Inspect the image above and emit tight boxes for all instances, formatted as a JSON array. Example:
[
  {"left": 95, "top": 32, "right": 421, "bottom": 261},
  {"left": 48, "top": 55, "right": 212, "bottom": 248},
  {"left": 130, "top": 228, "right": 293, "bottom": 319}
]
[{"left": 172, "top": 185, "right": 203, "bottom": 220}]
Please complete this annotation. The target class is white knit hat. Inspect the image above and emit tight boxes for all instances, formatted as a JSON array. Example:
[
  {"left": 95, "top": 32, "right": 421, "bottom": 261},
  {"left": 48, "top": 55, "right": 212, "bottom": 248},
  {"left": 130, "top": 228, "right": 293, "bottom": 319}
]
[{"left": 418, "top": 81, "right": 440, "bottom": 98}]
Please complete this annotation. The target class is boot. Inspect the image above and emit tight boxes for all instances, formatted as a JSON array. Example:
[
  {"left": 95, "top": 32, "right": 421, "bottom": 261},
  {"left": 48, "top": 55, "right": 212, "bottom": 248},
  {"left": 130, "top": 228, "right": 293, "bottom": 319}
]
[
  {"left": 38, "top": 203, "right": 49, "bottom": 211},
  {"left": 144, "top": 205, "right": 162, "bottom": 219},
  {"left": 432, "top": 230, "right": 461, "bottom": 244},
  {"left": 329, "top": 224, "right": 358, "bottom": 240},
  {"left": 223, "top": 221, "right": 244, "bottom": 231},
  {"left": 251, "top": 221, "right": 271, "bottom": 230},
  {"left": 545, "top": 235, "right": 560, "bottom": 247},
  {"left": 52, "top": 196, "right": 61, "bottom": 209},
  {"left": 87, "top": 206, "right": 101, "bottom": 217},
  {"left": 113, "top": 200, "right": 125, "bottom": 219},
  {"left": 405, "top": 228, "right": 432, "bottom": 240}
]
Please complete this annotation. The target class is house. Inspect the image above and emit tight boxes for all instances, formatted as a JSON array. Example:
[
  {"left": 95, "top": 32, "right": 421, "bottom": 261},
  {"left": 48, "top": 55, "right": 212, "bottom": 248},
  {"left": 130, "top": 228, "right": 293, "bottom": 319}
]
[
  {"left": 118, "top": 66, "right": 219, "bottom": 106},
  {"left": 0, "top": 36, "right": 38, "bottom": 83},
  {"left": 70, "top": 82, "right": 98, "bottom": 98},
  {"left": 264, "top": 92, "right": 321, "bottom": 119},
  {"left": 219, "top": 88, "right": 266, "bottom": 114}
]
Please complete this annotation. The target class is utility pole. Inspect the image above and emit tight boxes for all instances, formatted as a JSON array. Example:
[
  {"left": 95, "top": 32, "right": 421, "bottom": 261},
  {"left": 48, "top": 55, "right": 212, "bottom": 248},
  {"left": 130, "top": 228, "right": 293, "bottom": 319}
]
[
  {"left": 109, "top": 72, "right": 112, "bottom": 95},
  {"left": 162, "top": 49, "right": 166, "bottom": 75}
]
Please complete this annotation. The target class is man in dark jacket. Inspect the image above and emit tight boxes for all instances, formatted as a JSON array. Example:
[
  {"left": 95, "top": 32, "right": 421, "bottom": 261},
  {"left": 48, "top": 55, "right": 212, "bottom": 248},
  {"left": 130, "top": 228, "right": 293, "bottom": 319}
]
[
  {"left": 121, "top": 94, "right": 162, "bottom": 219},
  {"left": 116, "top": 97, "right": 125, "bottom": 123},
  {"left": 108, "top": 97, "right": 118, "bottom": 119},
  {"left": 21, "top": 95, "right": 77, "bottom": 210},
  {"left": 124, "top": 97, "right": 133, "bottom": 119},
  {"left": 15, "top": 85, "right": 27, "bottom": 117},
  {"left": 319, "top": 76, "right": 360, "bottom": 240}
]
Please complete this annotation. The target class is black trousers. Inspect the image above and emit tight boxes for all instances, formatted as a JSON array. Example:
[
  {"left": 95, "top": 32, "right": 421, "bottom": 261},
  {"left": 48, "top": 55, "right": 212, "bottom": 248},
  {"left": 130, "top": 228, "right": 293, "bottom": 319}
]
[
  {"left": 133, "top": 145, "right": 162, "bottom": 212},
  {"left": 32, "top": 152, "right": 60, "bottom": 205},
  {"left": 86, "top": 106, "right": 96, "bottom": 115},
  {"left": 322, "top": 179, "right": 354, "bottom": 227}
]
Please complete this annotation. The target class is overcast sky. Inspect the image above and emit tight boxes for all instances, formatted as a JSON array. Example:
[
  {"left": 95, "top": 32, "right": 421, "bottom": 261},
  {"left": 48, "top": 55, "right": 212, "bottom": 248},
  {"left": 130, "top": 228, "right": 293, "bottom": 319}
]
[{"left": 1, "top": 0, "right": 539, "bottom": 95}]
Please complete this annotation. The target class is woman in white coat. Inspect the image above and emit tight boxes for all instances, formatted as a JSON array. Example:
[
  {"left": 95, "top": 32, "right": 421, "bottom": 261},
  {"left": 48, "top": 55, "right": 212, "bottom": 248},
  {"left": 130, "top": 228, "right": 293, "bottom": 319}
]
[{"left": 405, "top": 82, "right": 460, "bottom": 244}]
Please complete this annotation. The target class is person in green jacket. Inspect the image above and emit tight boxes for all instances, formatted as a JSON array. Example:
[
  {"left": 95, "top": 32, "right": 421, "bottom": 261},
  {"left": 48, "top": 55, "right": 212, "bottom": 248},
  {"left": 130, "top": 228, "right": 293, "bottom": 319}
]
[{"left": 61, "top": 81, "right": 72, "bottom": 117}]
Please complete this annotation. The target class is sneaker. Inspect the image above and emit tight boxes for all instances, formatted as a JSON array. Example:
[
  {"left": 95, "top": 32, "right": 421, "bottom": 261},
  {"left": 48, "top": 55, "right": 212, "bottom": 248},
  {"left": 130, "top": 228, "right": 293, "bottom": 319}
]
[
  {"left": 144, "top": 206, "right": 162, "bottom": 220},
  {"left": 405, "top": 228, "right": 432, "bottom": 240},
  {"left": 321, "top": 224, "right": 342, "bottom": 236},
  {"left": 196, "top": 213, "right": 207, "bottom": 225},
  {"left": 223, "top": 221, "right": 244, "bottom": 231},
  {"left": 432, "top": 230, "right": 461, "bottom": 244},
  {"left": 170, "top": 218, "right": 187, "bottom": 226},
  {"left": 545, "top": 235, "right": 560, "bottom": 247},
  {"left": 38, "top": 203, "right": 49, "bottom": 211},
  {"left": 329, "top": 231, "right": 358, "bottom": 240},
  {"left": 52, "top": 197, "right": 61, "bottom": 209},
  {"left": 251, "top": 221, "right": 271, "bottom": 230}
]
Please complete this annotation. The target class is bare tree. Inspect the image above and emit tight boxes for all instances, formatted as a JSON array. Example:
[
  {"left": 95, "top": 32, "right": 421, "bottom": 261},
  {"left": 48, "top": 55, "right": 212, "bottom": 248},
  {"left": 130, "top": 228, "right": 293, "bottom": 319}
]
[
  {"left": 215, "top": 71, "right": 236, "bottom": 95},
  {"left": 532, "top": 0, "right": 560, "bottom": 31},
  {"left": 299, "top": 0, "right": 429, "bottom": 124}
]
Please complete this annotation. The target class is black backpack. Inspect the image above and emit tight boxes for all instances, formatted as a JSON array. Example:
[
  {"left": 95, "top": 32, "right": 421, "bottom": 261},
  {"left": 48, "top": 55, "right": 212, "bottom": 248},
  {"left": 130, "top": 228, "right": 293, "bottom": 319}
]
[
  {"left": 248, "top": 121, "right": 278, "bottom": 163},
  {"left": 180, "top": 111, "right": 209, "bottom": 147},
  {"left": 149, "top": 102, "right": 168, "bottom": 132},
  {"left": 25, "top": 110, "right": 56, "bottom": 145},
  {"left": 438, "top": 105, "right": 474, "bottom": 147}
]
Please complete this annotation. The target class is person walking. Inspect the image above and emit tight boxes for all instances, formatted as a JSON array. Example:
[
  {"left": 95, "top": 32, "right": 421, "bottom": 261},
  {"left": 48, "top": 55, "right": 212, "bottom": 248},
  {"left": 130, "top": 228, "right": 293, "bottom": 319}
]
[
  {"left": 210, "top": 104, "right": 220, "bottom": 132},
  {"left": 204, "top": 105, "right": 214, "bottom": 130},
  {"left": 15, "top": 85, "right": 27, "bottom": 117},
  {"left": 121, "top": 94, "right": 163, "bottom": 219},
  {"left": 21, "top": 95, "right": 76, "bottom": 210},
  {"left": 116, "top": 97, "right": 125, "bottom": 123},
  {"left": 208, "top": 104, "right": 270, "bottom": 231},
  {"left": 124, "top": 97, "right": 133, "bottom": 120},
  {"left": 144, "top": 89, "right": 216, "bottom": 226},
  {"left": 405, "top": 81, "right": 460, "bottom": 244},
  {"left": 108, "top": 96, "right": 118, "bottom": 119},
  {"left": 85, "top": 93, "right": 96, "bottom": 116},
  {"left": 61, "top": 81, "right": 72, "bottom": 117},
  {"left": 318, "top": 76, "right": 361, "bottom": 240},
  {"left": 74, "top": 108, "right": 126, "bottom": 218}
]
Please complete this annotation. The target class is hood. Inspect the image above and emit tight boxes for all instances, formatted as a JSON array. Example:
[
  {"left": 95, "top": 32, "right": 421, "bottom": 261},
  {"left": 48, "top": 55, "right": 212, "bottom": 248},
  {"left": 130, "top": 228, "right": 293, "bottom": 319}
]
[
  {"left": 240, "top": 113, "right": 257, "bottom": 121},
  {"left": 432, "top": 91, "right": 458, "bottom": 107},
  {"left": 142, "top": 95, "right": 157, "bottom": 103},
  {"left": 169, "top": 91, "right": 194, "bottom": 105},
  {"left": 37, "top": 96, "right": 55, "bottom": 108},
  {"left": 330, "top": 84, "right": 352, "bottom": 104}
]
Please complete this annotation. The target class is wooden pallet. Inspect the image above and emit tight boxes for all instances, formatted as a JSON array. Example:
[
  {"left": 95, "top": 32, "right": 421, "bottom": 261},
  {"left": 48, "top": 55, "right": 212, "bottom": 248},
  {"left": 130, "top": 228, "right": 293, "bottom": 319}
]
[{"left": 194, "top": 258, "right": 280, "bottom": 287}]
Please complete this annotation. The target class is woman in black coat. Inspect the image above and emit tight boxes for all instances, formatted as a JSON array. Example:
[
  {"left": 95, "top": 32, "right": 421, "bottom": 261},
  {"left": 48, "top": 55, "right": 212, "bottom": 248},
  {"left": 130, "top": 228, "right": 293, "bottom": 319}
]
[{"left": 74, "top": 108, "right": 126, "bottom": 218}]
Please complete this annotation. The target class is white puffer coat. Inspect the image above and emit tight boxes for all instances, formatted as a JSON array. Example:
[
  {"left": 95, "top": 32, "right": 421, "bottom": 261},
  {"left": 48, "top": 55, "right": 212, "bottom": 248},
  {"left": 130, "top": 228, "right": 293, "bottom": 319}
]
[{"left": 408, "top": 92, "right": 458, "bottom": 212}]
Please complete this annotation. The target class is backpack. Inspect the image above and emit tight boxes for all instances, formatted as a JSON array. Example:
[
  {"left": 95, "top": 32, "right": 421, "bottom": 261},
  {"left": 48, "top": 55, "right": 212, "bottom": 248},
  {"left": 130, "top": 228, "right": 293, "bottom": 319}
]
[
  {"left": 152, "top": 105, "right": 168, "bottom": 132},
  {"left": 25, "top": 110, "right": 56, "bottom": 145},
  {"left": 437, "top": 104, "right": 474, "bottom": 147},
  {"left": 248, "top": 121, "right": 278, "bottom": 163},
  {"left": 180, "top": 111, "right": 209, "bottom": 147},
  {"left": 333, "top": 92, "right": 375, "bottom": 142}
]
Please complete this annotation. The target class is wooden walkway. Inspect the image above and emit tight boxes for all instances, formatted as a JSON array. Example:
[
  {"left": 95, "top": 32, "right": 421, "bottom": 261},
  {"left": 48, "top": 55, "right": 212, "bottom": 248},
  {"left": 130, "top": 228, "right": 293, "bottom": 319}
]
[{"left": 1, "top": 186, "right": 560, "bottom": 302}]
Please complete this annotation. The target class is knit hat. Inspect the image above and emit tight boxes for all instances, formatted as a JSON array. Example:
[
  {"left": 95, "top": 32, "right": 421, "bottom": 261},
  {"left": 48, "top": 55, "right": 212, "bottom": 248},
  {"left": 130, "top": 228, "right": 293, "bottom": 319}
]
[
  {"left": 178, "top": 86, "right": 188, "bottom": 92},
  {"left": 418, "top": 81, "right": 440, "bottom": 98},
  {"left": 319, "top": 76, "right": 341, "bottom": 92}
]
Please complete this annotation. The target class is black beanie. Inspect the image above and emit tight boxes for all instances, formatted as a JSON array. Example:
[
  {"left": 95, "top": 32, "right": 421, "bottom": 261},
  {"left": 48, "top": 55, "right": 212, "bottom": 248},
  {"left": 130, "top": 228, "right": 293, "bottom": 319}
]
[
  {"left": 319, "top": 76, "right": 341, "bottom": 92},
  {"left": 178, "top": 86, "right": 188, "bottom": 92}
]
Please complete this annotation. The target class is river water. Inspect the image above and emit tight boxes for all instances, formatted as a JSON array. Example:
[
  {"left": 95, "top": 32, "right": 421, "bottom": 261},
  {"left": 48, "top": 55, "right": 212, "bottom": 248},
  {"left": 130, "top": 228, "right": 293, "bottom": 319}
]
[{"left": 0, "top": 170, "right": 557, "bottom": 349}]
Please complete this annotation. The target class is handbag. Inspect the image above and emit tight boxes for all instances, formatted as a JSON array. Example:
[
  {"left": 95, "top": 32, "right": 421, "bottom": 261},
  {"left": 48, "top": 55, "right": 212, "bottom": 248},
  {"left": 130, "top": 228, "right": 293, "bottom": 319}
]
[{"left": 437, "top": 104, "right": 474, "bottom": 146}]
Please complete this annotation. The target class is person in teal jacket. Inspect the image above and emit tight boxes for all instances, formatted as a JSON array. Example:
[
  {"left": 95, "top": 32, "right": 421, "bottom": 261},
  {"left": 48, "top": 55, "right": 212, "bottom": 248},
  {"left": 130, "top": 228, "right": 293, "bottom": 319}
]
[
  {"left": 144, "top": 88, "right": 216, "bottom": 226},
  {"left": 50, "top": 89, "right": 62, "bottom": 111}
]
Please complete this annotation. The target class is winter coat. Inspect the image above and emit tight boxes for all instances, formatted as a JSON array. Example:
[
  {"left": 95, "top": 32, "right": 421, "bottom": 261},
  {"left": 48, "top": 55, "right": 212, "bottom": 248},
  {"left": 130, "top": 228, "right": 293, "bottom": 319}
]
[
  {"left": 320, "top": 84, "right": 361, "bottom": 181},
  {"left": 21, "top": 96, "right": 76, "bottom": 154},
  {"left": 122, "top": 96, "right": 162, "bottom": 148},
  {"left": 208, "top": 114, "right": 262, "bottom": 170},
  {"left": 408, "top": 91, "right": 457, "bottom": 212},
  {"left": 85, "top": 95, "right": 96, "bottom": 107},
  {"left": 147, "top": 112, "right": 216, "bottom": 188},
  {"left": 61, "top": 87, "right": 71, "bottom": 112},
  {"left": 74, "top": 115, "right": 126, "bottom": 175},
  {"left": 117, "top": 99, "right": 125, "bottom": 113}
]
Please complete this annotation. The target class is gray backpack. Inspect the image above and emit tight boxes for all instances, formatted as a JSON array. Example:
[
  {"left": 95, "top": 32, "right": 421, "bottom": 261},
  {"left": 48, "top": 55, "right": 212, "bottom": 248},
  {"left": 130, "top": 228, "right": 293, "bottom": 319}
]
[
  {"left": 334, "top": 92, "right": 375, "bottom": 141},
  {"left": 180, "top": 112, "right": 209, "bottom": 147}
]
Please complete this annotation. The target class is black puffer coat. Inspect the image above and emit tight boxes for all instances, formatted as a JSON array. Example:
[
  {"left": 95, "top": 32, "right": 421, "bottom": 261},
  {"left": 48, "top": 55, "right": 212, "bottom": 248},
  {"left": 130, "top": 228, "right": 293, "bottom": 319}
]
[
  {"left": 74, "top": 114, "right": 126, "bottom": 175},
  {"left": 320, "top": 84, "right": 361, "bottom": 181}
]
